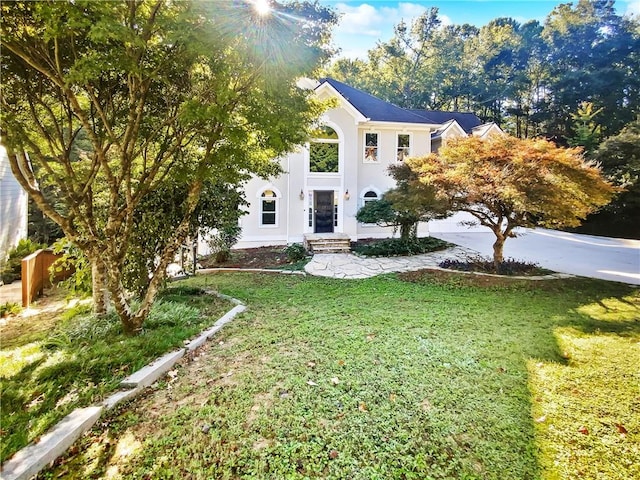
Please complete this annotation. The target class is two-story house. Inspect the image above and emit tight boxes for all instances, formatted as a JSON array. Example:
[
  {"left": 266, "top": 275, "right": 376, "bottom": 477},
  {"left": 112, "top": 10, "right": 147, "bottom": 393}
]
[{"left": 235, "top": 78, "right": 501, "bottom": 248}]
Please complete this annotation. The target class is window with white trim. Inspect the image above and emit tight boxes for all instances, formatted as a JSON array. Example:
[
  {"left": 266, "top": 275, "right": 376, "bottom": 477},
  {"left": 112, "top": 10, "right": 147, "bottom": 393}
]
[
  {"left": 260, "top": 190, "right": 278, "bottom": 226},
  {"left": 309, "top": 126, "right": 339, "bottom": 173},
  {"left": 396, "top": 133, "right": 411, "bottom": 162},
  {"left": 360, "top": 190, "right": 380, "bottom": 225},
  {"left": 363, "top": 190, "right": 379, "bottom": 205},
  {"left": 364, "top": 132, "right": 379, "bottom": 163}
]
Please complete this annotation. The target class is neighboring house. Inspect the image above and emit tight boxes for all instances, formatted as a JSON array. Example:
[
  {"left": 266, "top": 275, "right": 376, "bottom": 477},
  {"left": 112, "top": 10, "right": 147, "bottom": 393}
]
[
  {"left": 0, "top": 145, "right": 28, "bottom": 262},
  {"left": 235, "top": 78, "right": 502, "bottom": 248}
]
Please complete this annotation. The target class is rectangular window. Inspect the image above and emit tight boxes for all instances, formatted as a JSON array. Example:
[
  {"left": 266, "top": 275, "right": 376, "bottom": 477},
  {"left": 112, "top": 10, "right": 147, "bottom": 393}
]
[
  {"left": 261, "top": 199, "right": 276, "bottom": 225},
  {"left": 397, "top": 134, "right": 410, "bottom": 162},
  {"left": 364, "top": 132, "right": 378, "bottom": 163},
  {"left": 309, "top": 143, "right": 339, "bottom": 173}
]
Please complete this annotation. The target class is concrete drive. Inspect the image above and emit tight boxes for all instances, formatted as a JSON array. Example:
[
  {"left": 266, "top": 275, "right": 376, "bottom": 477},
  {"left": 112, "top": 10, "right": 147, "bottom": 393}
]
[{"left": 431, "top": 227, "right": 640, "bottom": 285}]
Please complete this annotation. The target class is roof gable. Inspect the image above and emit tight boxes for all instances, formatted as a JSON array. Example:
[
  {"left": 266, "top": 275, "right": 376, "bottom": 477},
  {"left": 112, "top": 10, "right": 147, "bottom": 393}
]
[
  {"left": 318, "top": 78, "right": 485, "bottom": 133},
  {"left": 318, "top": 78, "right": 435, "bottom": 124}
]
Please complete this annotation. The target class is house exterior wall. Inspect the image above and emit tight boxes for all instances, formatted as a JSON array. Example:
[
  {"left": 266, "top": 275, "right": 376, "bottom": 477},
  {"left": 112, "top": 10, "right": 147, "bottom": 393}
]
[
  {"left": 235, "top": 100, "right": 436, "bottom": 248},
  {"left": 0, "top": 146, "right": 28, "bottom": 262}
]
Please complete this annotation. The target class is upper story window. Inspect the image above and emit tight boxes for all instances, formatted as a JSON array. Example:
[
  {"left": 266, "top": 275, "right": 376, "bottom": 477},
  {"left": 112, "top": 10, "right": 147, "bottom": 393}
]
[
  {"left": 309, "top": 126, "right": 339, "bottom": 173},
  {"left": 260, "top": 189, "right": 278, "bottom": 226},
  {"left": 397, "top": 133, "right": 411, "bottom": 162},
  {"left": 364, "top": 132, "right": 379, "bottom": 163}
]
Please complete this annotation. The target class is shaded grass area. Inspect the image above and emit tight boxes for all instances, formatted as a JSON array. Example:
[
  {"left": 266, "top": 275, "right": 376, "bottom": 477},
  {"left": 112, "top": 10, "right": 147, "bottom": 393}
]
[
  {"left": 38, "top": 272, "right": 639, "bottom": 479},
  {"left": 0, "top": 286, "right": 230, "bottom": 463}
]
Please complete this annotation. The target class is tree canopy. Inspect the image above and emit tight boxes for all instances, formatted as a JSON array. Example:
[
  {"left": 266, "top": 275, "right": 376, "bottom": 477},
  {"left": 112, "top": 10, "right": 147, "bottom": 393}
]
[
  {"left": 326, "top": 0, "right": 640, "bottom": 142},
  {"left": 0, "top": 0, "right": 336, "bottom": 333},
  {"left": 406, "top": 135, "right": 615, "bottom": 267},
  {"left": 356, "top": 163, "right": 450, "bottom": 240}
]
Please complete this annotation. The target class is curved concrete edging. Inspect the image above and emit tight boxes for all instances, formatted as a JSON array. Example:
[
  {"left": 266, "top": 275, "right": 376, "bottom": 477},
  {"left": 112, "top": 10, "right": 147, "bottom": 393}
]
[
  {"left": 198, "top": 267, "right": 306, "bottom": 275},
  {"left": 0, "top": 291, "right": 245, "bottom": 480}
]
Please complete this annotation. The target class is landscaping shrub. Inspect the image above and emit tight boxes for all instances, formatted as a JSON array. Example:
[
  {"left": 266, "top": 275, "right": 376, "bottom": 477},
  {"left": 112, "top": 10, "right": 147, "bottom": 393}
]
[
  {"left": 0, "top": 238, "right": 47, "bottom": 284},
  {"left": 208, "top": 224, "right": 241, "bottom": 264},
  {"left": 283, "top": 243, "right": 307, "bottom": 262},
  {"left": 0, "top": 302, "right": 21, "bottom": 318},
  {"left": 50, "top": 238, "right": 92, "bottom": 295},
  {"left": 439, "top": 257, "right": 552, "bottom": 276},
  {"left": 353, "top": 237, "right": 450, "bottom": 257}
]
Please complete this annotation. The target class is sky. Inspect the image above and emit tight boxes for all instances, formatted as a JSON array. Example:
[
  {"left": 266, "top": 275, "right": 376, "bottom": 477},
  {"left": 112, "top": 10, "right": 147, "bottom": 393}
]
[{"left": 319, "top": 0, "right": 640, "bottom": 59}]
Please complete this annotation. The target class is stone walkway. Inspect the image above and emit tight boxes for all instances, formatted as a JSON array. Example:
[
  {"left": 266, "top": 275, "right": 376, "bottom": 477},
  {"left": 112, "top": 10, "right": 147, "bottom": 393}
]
[{"left": 304, "top": 246, "right": 477, "bottom": 279}]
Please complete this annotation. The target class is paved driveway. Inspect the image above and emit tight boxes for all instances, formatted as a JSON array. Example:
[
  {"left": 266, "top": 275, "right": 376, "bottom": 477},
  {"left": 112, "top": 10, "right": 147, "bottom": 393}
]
[{"left": 431, "top": 227, "right": 640, "bottom": 285}]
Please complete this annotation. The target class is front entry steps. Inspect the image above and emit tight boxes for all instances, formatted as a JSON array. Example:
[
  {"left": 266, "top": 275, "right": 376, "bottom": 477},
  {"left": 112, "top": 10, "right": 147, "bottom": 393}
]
[{"left": 304, "top": 233, "right": 351, "bottom": 254}]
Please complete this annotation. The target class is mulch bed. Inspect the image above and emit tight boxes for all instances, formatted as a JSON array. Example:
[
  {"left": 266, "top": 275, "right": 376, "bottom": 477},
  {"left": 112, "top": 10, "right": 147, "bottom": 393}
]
[{"left": 200, "top": 246, "right": 292, "bottom": 269}]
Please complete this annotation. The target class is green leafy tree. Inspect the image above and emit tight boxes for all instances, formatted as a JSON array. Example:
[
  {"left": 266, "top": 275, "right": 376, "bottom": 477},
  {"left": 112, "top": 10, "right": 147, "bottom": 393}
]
[
  {"left": 580, "top": 119, "right": 640, "bottom": 238},
  {"left": 541, "top": 0, "right": 640, "bottom": 139},
  {"left": 1, "top": 0, "right": 336, "bottom": 333},
  {"left": 407, "top": 135, "right": 615, "bottom": 268},
  {"left": 569, "top": 101, "right": 603, "bottom": 154},
  {"left": 356, "top": 163, "right": 449, "bottom": 240}
]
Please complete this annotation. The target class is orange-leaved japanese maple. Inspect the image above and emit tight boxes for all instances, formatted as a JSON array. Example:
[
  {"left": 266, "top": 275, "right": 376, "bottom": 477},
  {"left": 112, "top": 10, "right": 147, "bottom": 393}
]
[{"left": 406, "top": 135, "right": 615, "bottom": 268}]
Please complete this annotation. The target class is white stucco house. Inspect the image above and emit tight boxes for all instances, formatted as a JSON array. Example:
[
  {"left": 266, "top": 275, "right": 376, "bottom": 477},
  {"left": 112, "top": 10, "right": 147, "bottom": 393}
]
[
  {"left": 0, "top": 145, "right": 29, "bottom": 264},
  {"left": 233, "top": 78, "right": 502, "bottom": 249}
]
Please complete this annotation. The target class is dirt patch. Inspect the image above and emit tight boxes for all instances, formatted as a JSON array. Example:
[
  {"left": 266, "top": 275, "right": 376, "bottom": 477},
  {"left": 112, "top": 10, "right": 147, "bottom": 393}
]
[
  {"left": 0, "top": 288, "right": 87, "bottom": 348},
  {"left": 201, "top": 246, "right": 292, "bottom": 269}
]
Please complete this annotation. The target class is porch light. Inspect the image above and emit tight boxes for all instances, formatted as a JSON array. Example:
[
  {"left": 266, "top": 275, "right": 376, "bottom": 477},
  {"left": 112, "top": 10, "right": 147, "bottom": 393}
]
[
  {"left": 344, "top": 190, "right": 350, "bottom": 200},
  {"left": 299, "top": 189, "right": 305, "bottom": 200}
]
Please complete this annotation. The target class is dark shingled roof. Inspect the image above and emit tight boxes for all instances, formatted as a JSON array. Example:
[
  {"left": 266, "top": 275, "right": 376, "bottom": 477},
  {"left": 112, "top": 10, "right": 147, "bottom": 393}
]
[
  {"left": 319, "top": 78, "right": 482, "bottom": 133},
  {"left": 408, "top": 110, "right": 483, "bottom": 133}
]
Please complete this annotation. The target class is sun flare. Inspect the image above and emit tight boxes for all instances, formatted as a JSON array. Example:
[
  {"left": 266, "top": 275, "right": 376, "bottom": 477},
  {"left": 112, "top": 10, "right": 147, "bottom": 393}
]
[{"left": 253, "top": 0, "right": 271, "bottom": 16}]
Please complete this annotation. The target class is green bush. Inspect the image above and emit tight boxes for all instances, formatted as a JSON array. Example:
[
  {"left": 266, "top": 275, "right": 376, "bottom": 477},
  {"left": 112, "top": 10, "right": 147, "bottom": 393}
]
[
  {"left": 1, "top": 238, "right": 47, "bottom": 284},
  {"left": 0, "top": 302, "right": 22, "bottom": 317},
  {"left": 283, "top": 243, "right": 307, "bottom": 262},
  {"left": 50, "top": 238, "right": 92, "bottom": 295},
  {"left": 353, "top": 237, "right": 450, "bottom": 257}
]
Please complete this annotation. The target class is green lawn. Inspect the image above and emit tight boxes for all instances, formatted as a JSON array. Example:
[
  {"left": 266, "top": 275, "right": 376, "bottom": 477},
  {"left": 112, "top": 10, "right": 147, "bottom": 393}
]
[
  {"left": 0, "top": 286, "right": 231, "bottom": 464},
  {"left": 31, "top": 271, "right": 639, "bottom": 479}
]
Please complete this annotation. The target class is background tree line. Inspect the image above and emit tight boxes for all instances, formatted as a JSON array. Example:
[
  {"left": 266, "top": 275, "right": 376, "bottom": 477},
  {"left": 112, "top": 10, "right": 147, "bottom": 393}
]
[{"left": 326, "top": 0, "right": 639, "bottom": 237}]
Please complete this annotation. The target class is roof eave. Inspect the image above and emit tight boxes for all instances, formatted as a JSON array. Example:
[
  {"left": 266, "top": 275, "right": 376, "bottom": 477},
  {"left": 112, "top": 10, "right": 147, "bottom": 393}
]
[{"left": 315, "top": 81, "right": 368, "bottom": 123}]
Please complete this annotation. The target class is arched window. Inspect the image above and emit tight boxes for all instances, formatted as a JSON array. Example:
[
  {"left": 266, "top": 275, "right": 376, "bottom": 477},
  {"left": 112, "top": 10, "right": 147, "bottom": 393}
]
[
  {"left": 363, "top": 190, "right": 379, "bottom": 206},
  {"left": 309, "top": 125, "right": 340, "bottom": 173},
  {"left": 359, "top": 189, "right": 381, "bottom": 226},
  {"left": 260, "top": 189, "right": 278, "bottom": 226}
]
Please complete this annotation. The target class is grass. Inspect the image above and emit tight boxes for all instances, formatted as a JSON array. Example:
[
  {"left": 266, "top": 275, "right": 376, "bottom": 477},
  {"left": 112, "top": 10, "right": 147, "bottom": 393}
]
[
  {"left": 0, "top": 285, "right": 231, "bottom": 464},
  {"left": 34, "top": 272, "right": 639, "bottom": 479}
]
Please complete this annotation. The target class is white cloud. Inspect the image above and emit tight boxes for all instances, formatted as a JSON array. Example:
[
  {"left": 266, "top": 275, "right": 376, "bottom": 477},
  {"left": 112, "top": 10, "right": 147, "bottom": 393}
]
[
  {"left": 439, "top": 14, "right": 452, "bottom": 27},
  {"left": 334, "top": 3, "right": 384, "bottom": 36},
  {"left": 626, "top": 0, "right": 640, "bottom": 16},
  {"left": 331, "top": 2, "right": 452, "bottom": 60},
  {"left": 334, "top": 2, "right": 443, "bottom": 36},
  {"left": 396, "top": 2, "right": 427, "bottom": 19}
]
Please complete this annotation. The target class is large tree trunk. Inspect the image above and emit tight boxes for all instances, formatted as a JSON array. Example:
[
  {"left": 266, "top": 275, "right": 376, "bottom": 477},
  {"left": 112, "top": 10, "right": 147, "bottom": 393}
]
[
  {"left": 105, "top": 179, "right": 205, "bottom": 335},
  {"left": 400, "top": 221, "right": 418, "bottom": 241},
  {"left": 91, "top": 257, "right": 108, "bottom": 316},
  {"left": 492, "top": 232, "right": 505, "bottom": 270}
]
